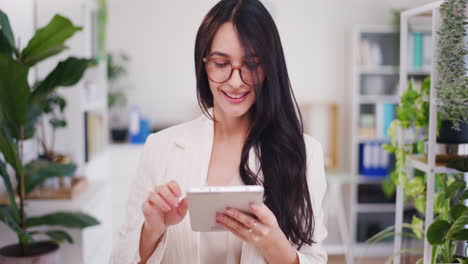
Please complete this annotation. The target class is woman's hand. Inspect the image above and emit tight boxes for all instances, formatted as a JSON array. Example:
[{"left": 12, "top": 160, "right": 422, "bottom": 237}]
[
  {"left": 141, "top": 180, "right": 188, "bottom": 234},
  {"left": 215, "top": 203, "right": 299, "bottom": 264}
]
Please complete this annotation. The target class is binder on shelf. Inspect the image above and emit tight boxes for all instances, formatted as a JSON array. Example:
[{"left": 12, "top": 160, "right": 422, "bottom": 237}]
[
  {"left": 359, "top": 141, "right": 392, "bottom": 177},
  {"left": 412, "top": 32, "right": 424, "bottom": 69},
  {"left": 383, "top": 104, "right": 396, "bottom": 139}
]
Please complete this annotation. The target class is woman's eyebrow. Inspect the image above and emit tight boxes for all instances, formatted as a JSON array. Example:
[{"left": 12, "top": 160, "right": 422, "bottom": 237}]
[{"left": 207, "top": 51, "right": 258, "bottom": 58}]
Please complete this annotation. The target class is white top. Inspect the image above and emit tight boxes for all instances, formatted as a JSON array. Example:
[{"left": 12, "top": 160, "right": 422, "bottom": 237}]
[
  {"left": 109, "top": 112, "right": 328, "bottom": 264},
  {"left": 200, "top": 173, "right": 244, "bottom": 263}
]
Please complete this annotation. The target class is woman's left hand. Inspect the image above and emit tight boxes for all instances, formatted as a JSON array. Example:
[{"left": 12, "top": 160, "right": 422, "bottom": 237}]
[{"left": 216, "top": 203, "right": 298, "bottom": 264}]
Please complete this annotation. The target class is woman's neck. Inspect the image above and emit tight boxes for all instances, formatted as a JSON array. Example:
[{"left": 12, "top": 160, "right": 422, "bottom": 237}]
[{"left": 212, "top": 106, "right": 250, "bottom": 144}]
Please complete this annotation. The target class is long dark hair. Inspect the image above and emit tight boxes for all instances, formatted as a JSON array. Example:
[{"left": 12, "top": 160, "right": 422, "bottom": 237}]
[{"left": 194, "top": 0, "right": 314, "bottom": 249}]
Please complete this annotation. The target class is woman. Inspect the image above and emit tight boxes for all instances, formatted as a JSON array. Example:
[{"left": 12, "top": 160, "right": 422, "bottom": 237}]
[{"left": 110, "top": 0, "right": 327, "bottom": 263}]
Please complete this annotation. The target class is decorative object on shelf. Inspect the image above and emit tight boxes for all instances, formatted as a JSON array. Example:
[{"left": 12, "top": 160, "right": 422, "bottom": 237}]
[
  {"left": 435, "top": 0, "right": 468, "bottom": 142},
  {"left": 0, "top": 11, "right": 99, "bottom": 263},
  {"left": 107, "top": 51, "right": 131, "bottom": 142}
]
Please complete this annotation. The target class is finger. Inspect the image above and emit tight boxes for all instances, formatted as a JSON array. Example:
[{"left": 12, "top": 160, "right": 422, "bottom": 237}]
[
  {"left": 249, "top": 203, "right": 275, "bottom": 225},
  {"left": 176, "top": 197, "right": 188, "bottom": 218},
  {"left": 224, "top": 208, "right": 257, "bottom": 229},
  {"left": 167, "top": 180, "right": 182, "bottom": 197},
  {"left": 148, "top": 191, "right": 171, "bottom": 212},
  {"left": 216, "top": 217, "right": 248, "bottom": 241},
  {"left": 157, "top": 185, "right": 179, "bottom": 208},
  {"left": 216, "top": 213, "right": 251, "bottom": 238},
  {"left": 225, "top": 208, "right": 269, "bottom": 237}
]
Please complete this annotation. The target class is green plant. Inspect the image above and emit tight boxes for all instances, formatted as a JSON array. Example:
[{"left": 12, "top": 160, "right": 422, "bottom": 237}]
[
  {"left": 379, "top": 78, "right": 467, "bottom": 263},
  {"left": 436, "top": 0, "right": 468, "bottom": 131},
  {"left": 0, "top": 10, "right": 99, "bottom": 255},
  {"left": 107, "top": 52, "right": 130, "bottom": 109}
]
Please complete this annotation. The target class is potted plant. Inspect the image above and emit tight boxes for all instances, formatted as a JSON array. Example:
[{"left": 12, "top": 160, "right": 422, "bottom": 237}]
[
  {"left": 107, "top": 52, "right": 131, "bottom": 142},
  {"left": 0, "top": 10, "right": 99, "bottom": 263},
  {"left": 369, "top": 78, "right": 467, "bottom": 264},
  {"left": 436, "top": 0, "right": 468, "bottom": 144}
]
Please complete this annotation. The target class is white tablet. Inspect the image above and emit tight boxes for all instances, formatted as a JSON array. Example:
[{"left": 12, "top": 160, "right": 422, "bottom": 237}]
[{"left": 186, "top": 185, "right": 264, "bottom": 232}]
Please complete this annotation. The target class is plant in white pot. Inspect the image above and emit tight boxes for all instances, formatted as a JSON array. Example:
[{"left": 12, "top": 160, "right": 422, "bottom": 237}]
[{"left": 0, "top": 10, "right": 99, "bottom": 264}]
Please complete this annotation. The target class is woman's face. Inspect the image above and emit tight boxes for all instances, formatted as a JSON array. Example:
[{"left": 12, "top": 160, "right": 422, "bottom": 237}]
[{"left": 206, "top": 22, "right": 264, "bottom": 119}]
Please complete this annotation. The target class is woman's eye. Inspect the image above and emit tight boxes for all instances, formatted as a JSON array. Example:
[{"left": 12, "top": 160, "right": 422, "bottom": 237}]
[{"left": 214, "top": 61, "right": 229, "bottom": 68}]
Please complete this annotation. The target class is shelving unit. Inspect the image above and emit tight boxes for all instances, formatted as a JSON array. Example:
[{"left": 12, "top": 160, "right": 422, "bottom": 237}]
[
  {"left": 393, "top": 2, "right": 466, "bottom": 264},
  {"left": 35, "top": 0, "right": 109, "bottom": 175},
  {"left": 350, "top": 24, "right": 432, "bottom": 263}
]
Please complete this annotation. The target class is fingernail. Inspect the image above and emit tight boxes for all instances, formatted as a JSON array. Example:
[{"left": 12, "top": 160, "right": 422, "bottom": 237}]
[
  {"left": 216, "top": 214, "right": 224, "bottom": 220},
  {"left": 164, "top": 205, "right": 171, "bottom": 211},
  {"left": 250, "top": 203, "right": 257, "bottom": 211},
  {"left": 226, "top": 209, "right": 235, "bottom": 216}
]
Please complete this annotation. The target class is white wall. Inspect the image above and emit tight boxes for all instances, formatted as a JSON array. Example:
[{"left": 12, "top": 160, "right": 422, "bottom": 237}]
[{"left": 107, "top": 0, "right": 433, "bottom": 169}]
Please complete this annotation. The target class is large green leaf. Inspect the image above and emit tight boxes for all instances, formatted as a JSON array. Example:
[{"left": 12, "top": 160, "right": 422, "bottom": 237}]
[
  {"left": 29, "top": 229, "right": 74, "bottom": 244},
  {"left": 0, "top": 160, "right": 19, "bottom": 220},
  {"left": 24, "top": 160, "right": 77, "bottom": 194},
  {"left": 0, "top": 207, "right": 33, "bottom": 242},
  {"left": 21, "top": 15, "right": 82, "bottom": 66},
  {"left": 30, "top": 57, "right": 95, "bottom": 103},
  {"left": 447, "top": 213, "right": 468, "bottom": 241},
  {"left": 427, "top": 219, "right": 451, "bottom": 245},
  {"left": 0, "top": 53, "right": 31, "bottom": 126},
  {"left": 26, "top": 212, "right": 100, "bottom": 228},
  {"left": 0, "top": 9, "right": 15, "bottom": 55}
]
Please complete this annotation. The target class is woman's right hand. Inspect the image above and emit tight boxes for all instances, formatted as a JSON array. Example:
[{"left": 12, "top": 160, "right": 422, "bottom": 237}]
[{"left": 141, "top": 180, "right": 188, "bottom": 235}]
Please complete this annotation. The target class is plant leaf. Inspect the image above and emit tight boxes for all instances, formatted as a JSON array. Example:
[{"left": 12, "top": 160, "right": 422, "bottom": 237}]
[
  {"left": 405, "top": 176, "right": 425, "bottom": 197},
  {"left": 0, "top": 9, "right": 16, "bottom": 55},
  {"left": 29, "top": 229, "right": 74, "bottom": 244},
  {"left": 461, "top": 189, "right": 468, "bottom": 200},
  {"left": 446, "top": 213, "right": 468, "bottom": 241},
  {"left": 450, "top": 204, "right": 467, "bottom": 221},
  {"left": 30, "top": 57, "right": 95, "bottom": 103},
  {"left": 21, "top": 15, "right": 82, "bottom": 66},
  {"left": 0, "top": 123, "right": 23, "bottom": 175},
  {"left": 0, "top": 206, "right": 33, "bottom": 242},
  {"left": 24, "top": 160, "right": 77, "bottom": 194},
  {"left": 26, "top": 212, "right": 100, "bottom": 228},
  {"left": 427, "top": 219, "right": 451, "bottom": 245},
  {"left": 0, "top": 53, "right": 31, "bottom": 126},
  {"left": 0, "top": 160, "right": 19, "bottom": 220},
  {"left": 447, "top": 180, "right": 466, "bottom": 199}
]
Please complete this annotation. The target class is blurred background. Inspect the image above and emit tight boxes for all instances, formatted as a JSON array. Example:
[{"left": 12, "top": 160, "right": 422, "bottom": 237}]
[{"left": 1, "top": 0, "right": 466, "bottom": 264}]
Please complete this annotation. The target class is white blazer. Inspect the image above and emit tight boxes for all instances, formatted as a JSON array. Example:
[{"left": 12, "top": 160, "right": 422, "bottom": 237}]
[{"left": 109, "top": 112, "right": 328, "bottom": 264}]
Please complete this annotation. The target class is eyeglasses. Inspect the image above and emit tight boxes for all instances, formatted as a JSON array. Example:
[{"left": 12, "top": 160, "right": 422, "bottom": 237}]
[{"left": 203, "top": 57, "right": 263, "bottom": 86}]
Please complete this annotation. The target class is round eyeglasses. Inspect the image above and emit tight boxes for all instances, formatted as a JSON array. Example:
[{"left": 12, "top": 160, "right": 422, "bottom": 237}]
[{"left": 203, "top": 57, "right": 263, "bottom": 86}]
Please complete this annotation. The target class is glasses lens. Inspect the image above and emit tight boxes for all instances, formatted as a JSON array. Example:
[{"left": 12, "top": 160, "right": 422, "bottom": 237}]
[{"left": 206, "top": 60, "right": 231, "bottom": 83}]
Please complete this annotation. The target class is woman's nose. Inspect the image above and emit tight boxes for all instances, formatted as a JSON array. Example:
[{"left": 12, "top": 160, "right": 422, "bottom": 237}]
[{"left": 227, "top": 67, "right": 245, "bottom": 87}]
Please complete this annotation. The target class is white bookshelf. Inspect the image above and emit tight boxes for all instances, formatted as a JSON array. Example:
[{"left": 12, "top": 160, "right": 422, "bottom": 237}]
[
  {"left": 350, "top": 24, "right": 432, "bottom": 263},
  {"left": 34, "top": 0, "right": 109, "bottom": 174},
  {"left": 394, "top": 3, "right": 465, "bottom": 264}
]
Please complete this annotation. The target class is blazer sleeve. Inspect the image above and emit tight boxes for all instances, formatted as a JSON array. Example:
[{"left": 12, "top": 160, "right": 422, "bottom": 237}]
[
  {"left": 109, "top": 133, "right": 169, "bottom": 264},
  {"left": 295, "top": 136, "right": 328, "bottom": 264}
]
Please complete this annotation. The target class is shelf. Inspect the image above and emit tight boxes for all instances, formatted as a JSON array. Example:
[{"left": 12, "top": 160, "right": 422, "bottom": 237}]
[
  {"left": 407, "top": 69, "right": 431, "bottom": 76},
  {"left": 359, "top": 65, "right": 398, "bottom": 75},
  {"left": 357, "top": 203, "right": 396, "bottom": 213},
  {"left": 359, "top": 95, "right": 399, "bottom": 104},
  {"left": 408, "top": 155, "right": 464, "bottom": 174},
  {"left": 358, "top": 176, "right": 387, "bottom": 184}
]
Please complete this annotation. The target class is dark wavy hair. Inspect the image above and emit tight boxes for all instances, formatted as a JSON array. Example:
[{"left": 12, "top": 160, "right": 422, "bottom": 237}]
[{"left": 194, "top": 0, "right": 314, "bottom": 249}]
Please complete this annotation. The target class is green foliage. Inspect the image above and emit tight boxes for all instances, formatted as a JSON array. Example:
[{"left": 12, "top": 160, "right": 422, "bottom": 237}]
[
  {"left": 0, "top": 10, "right": 100, "bottom": 252},
  {"left": 26, "top": 212, "right": 99, "bottom": 229},
  {"left": 21, "top": 15, "right": 82, "bottom": 66},
  {"left": 107, "top": 52, "right": 130, "bottom": 109},
  {"left": 24, "top": 160, "right": 77, "bottom": 194},
  {"left": 436, "top": 0, "right": 468, "bottom": 131}
]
